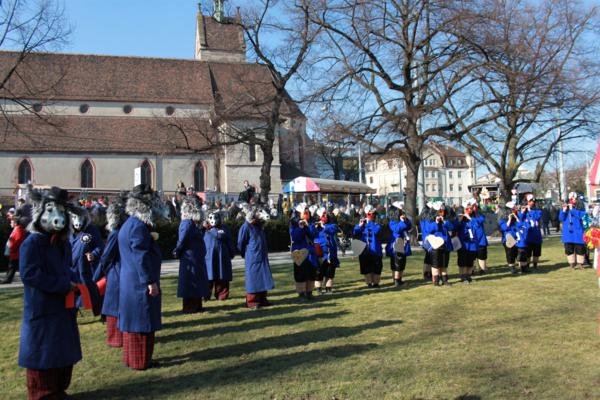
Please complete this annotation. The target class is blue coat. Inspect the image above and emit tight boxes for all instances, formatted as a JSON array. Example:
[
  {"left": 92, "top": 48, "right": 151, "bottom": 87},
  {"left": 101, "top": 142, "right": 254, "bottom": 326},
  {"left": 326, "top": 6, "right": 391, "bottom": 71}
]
[
  {"left": 70, "top": 230, "right": 102, "bottom": 314},
  {"left": 117, "top": 216, "right": 162, "bottom": 333},
  {"left": 291, "top": 225, "right": 318, "bottom": 267},
  {"left": 519, "top": 209, "right": 543, "bottom": 245},
  {"left": 453, "top": 218, "right": 478, "bottom": 252},
  {"left": 385, "top": 219, "right": 413, "bottom": 257},
  {"left": 312, "top": 223, "right": 340, "bottom": 265},
  {"left": 559, "top": 208, "right": 586, "bottom": 245},
  {"left": 173, "top": 219, "right": 209, "bottom": 298},
  {"left": 422, "top": 219, "right": 454, "bottom": 252},
  {"left": 498, "top": 217, "right": 519, "bottom": 245},
  {"left": 95, "top": 229, "right": 121, "bottom": 317},
  {"left": 18, "top": 233, "right": 82, "bottom": 369},
  {"left": 353, "top": 220, "right": 383, "bottom": 256},
  {"left": 237, "top": 222, "right": 275, "bottom": 293},
  {"left": 204, "top": 225, "right": 235, "bottom": 281}
]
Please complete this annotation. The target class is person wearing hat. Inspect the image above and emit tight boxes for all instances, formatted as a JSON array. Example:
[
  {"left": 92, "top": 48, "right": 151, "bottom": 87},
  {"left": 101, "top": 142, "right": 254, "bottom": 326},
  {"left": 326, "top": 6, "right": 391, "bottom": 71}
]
[
  {"left": 118, "top": 184, "right": 162, "bottom": 370},
  {"left": 238, "top": 207, "right": 275, "bottom": 309},
  {"left": 385, "top": 202, "right": 412, "bottom": 287},
  {"left": 518, "top": 194, "right": 543, "bottom": 270},
  {"left": 498, "top": 202, "right": 525, "bottom": 274},
  {"left": 469, "top": 200, "right": 489, "bottom": 274},
  {"left": 418, "top": 202, "right": 435, "bottom": 281},
  {"left": 312, "top": 209, "right": 340, "bottom": 294},
  {"left": 422, "top": 201, "right": 454, "bottom": 286},
  {"left": 18, "top": 186, "right": 82, "bottom": 399},
  {"left": 173, "top": 196, "right": 209, "bottom": 313},
  {"left": 559, "top": 192, "right": 587, "bottom": 269},
  {"left": 1, "top": 208, "right": 29, "bottom": 284},
  {"left": 93, "top": 194, "right": 128, "bottom": 348},
  {"left": 204, "top": 210, "right": 236, "bottom": 301},
  {"left": 353, "top": 205, "right": 383, "bottom": 288},
  {"left": 289, "top": 207, "right": 318, "bottom": 300}
]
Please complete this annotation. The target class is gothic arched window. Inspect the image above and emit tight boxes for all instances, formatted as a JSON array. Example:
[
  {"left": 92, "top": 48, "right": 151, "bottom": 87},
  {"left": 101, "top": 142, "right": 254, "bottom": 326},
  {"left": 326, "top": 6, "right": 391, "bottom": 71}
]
[
  {"left": 81, "top": 160, "right": 94, "bottom": 188},
  {"left": 18, "top": 159, "right": 32, "bottom": 184},
  {"left": 141, "top": 160, "right": 152, "bottom": 187},
  {"left": 194, "top": 162, "right": 205, "bottom": 192}
]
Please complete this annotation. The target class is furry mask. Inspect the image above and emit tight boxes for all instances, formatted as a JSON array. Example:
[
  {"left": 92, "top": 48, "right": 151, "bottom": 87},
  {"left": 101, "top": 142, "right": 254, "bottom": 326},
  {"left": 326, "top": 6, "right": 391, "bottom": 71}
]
[
  {"left": 180, "top": 196, "right": 203, "bottom": 222},
  {"left": 208, "top": 211, "right": 222, "bottom": 226},
  {"left": 125, "top": 184, "right": 165, "bottom": 226},
  {"left": 69, "top": 206, "right": 90, "bottom": 232},
  {"left": 28, "top": 186, "right": 74, "bottom": 234},
  {"left": 106, "top": 192, "right": 128, "bottom": 231}
]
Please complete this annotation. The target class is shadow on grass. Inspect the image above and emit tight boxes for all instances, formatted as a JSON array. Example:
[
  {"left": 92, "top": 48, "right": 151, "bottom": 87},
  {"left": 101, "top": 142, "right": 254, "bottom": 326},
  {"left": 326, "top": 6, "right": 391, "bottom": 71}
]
[
  {"left": 157, "top": 311, "right": 349, "bottom": 343},
  {"left": 80, "top": 343, "right": 376, "bottom": 399},
  {"left": 467, "top": 262, "right": 568, "bottom": 283},
  {"left": 158, "top": 319, "right": 399, "bottom": 367},
  {"left": 161, "top": 302, "right": 338, "bottom": 330}
]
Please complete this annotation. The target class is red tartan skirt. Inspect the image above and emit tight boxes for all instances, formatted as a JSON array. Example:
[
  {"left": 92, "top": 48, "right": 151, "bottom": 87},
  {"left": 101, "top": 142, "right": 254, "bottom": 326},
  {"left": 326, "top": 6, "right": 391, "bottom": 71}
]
[
  {"left": 26, "top": 366, "right": 73, "bottom": 400},
  {"left": 106, "top": 316, "right": 123, "bottom": 348},
  {"left": 245, "top": 291, "right": 270, "bottom": 308},
  {"left": 122, "top": 332, "right": 155, "bottom": 370},
  {"left": 211, "top": 280, "right": 230, "bottom": 300}
]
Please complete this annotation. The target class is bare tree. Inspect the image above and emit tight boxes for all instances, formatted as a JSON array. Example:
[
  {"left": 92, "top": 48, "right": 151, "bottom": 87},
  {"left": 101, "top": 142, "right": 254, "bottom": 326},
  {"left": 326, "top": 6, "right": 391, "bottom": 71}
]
[
  {"left": 311, "top": 119, "right": 359, "bottom": 180},
  {"left": 0, "top": 0, "right": 71, "bottom": 126},
  {"left": 450, "top": 0, "right": 599, "bottom": 201},
  {"left": 307, "top": 0, "right": 498, "bottom": 219}
]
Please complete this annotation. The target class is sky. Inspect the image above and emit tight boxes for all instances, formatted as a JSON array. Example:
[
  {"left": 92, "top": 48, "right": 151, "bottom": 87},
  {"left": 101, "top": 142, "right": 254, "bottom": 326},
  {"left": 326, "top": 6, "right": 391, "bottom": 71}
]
[{"left": 62, "top": 0, "right": 209, "bottom": 59}]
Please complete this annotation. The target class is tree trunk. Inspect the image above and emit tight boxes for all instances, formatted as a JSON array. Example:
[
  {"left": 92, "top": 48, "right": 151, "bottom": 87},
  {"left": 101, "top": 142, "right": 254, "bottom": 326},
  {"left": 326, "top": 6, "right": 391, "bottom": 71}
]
[{"left": 259, "top": 143, "right": 274, "bottom": 204}]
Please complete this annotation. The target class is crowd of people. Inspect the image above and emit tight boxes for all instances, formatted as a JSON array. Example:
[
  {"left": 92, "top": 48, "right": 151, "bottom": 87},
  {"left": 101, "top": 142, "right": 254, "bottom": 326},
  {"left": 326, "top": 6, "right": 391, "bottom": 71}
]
[{"left": 3, "top": 181, "right": 599, "bottom": 399}]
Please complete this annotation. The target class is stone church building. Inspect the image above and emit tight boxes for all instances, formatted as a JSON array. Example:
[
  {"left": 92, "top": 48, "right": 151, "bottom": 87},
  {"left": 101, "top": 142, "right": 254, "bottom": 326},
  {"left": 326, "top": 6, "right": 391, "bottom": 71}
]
[{"left": 0, "top": 4, "right": 313, "bottom": 202}]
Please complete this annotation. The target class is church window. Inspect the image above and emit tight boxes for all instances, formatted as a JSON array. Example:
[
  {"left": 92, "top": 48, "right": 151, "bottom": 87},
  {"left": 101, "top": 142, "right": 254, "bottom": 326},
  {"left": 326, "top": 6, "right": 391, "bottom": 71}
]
[
  {"left": 166, "top": 106, "right": 175, "bottom": 116},
  {"left": 18, "top": 159, "right": 32, "bottom": 184},
  {"left": 79, "top": 104, "right": 89, "bottom": 114},
  {"left": 123, "top": 105, "right": 133, "bottom": 114},
  {"left": 80, "top": 160, "right": 94, "bottom": 188},
  {"left": 194, "top": 162, "right": 205, "bottom": 192},
  {"left": 249, "top": 144, "right": 256, "bottom": 162},
  {"left": 140, "top": 160, "right": 152, "bottom": 187}
]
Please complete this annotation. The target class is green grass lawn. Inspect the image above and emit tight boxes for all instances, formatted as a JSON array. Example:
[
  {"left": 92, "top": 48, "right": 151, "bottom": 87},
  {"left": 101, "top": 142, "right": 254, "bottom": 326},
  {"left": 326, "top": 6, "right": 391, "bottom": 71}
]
[{"left": 1, "top": 236, "right": 599, "bottom": 399}]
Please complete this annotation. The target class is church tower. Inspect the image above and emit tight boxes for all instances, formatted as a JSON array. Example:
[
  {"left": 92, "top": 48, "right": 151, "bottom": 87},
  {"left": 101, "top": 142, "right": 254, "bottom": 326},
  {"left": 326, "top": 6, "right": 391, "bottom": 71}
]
[{"left": 195, "top": 1, "right": 246, "bottom": 63}]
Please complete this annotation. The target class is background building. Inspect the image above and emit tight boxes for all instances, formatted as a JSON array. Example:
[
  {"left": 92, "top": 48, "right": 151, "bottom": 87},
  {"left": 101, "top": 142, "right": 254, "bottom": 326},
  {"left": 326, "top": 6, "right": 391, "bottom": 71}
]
[{"left": 0, "top": 6, "right": 312, "bottom": 203}]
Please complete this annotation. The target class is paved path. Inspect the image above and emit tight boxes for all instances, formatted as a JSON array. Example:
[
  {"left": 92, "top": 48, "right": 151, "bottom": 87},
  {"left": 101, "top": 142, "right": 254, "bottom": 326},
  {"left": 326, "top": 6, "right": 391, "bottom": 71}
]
[{"left": 0, "top": 233, "right": 563, "bottom": 291}]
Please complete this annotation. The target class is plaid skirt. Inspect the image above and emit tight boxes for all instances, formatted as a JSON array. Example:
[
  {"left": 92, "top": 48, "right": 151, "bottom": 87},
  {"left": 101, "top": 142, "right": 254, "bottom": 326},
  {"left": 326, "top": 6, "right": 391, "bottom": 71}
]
[
  {"left": 122, "top": 332, "right": 155, "bottom": 370},
  {"left": 26, "top": 366, "right": 73, "bottom": 400},
  {"left": 106, "top": 316, "right": 123, "bottom": 348},
  {"left": 211, "top": 280, "right": 230, "bottom": 300}
]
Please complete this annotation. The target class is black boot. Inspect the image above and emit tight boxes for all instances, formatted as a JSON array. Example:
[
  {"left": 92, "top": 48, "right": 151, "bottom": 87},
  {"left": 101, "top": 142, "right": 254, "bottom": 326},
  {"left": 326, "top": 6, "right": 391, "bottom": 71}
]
[
  {"left": 521, "top": 264, "right": 530, "bottom": 273},
  {"left": 441, "top": 275, "right": 451, "bottom": 286},
  {"left": 432, "top": 276, "right": 441, "bottom": 286}
]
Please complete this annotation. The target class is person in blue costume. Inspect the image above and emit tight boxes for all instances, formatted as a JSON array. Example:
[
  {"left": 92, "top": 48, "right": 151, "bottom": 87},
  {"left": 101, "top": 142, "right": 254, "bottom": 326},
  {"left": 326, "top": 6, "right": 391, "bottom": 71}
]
[
  {"left": 470, "top": 201, "right": 489, "bottom": 274},
  {"left": 518, "top": 193, "right": 543, "bottom": 271},
  {"left": 118, "top": 184, "right": 163, "bottom": 370},
  {"left": 422, "top": 201, "right": 454, "bottom": 286},
  {"left": 69, "top": 206, "right": 104, "bottom": 316},
  {"left": 94, "top": 193, "right": 128, "bottom": 347},
  {"left": 204, "top": 210, "right": 236, "bottom": 300},
  {"left": 559, "top": 192, "right": 588, "bottom": 269},
  {"left": 353, "top": 205, "right": 383, "bottom": 288},
  {"left": 385, "top": 202, "right": 412, "bottom": 287},
  {"left": 238, "top": 207, "right": 275, "bottom": 309},
  {"left": 289, "top": 206, "right": 318, "bottom": 300},
  {"left": 172, "top": 195, "right": 209, "bottom": 313},
  {"left": 498, "top": 201, "right": 522, "bottom": 274},
  {"left": 312, "top": 209, "right": 340, "bottom": 294},
  {"left": 453, "top": 200, "right": 479, "bottom": 283},
  {"left": 419, "top": 203, "right": 435, "bottom": 282},
  {"left": 18, "top": 186, "right": 81, "bottom": 400}
]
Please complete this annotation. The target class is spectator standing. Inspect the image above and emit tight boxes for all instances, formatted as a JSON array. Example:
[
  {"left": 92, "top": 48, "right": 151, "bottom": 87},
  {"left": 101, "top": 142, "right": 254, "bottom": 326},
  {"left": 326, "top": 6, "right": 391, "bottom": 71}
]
[{"left": 1, "top": 208, "right": 29, "bottom": 284}]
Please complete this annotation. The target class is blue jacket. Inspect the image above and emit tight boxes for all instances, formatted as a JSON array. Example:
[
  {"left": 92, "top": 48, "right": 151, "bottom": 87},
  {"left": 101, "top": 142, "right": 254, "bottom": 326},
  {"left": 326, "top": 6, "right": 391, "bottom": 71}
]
[
  {"left": 559, "top": 208, "right": 586, "bottom": 245},
  {"left": 519, "top": 208, "right": 543, "bottom": 245},
  {"left": 118, "top": 216, "right": 162, "bottom": 333},
  {"left": 95, "top": 229, "right": 121, "bottom": 317},
  {"left": 353, "top": 220, "right": 383, "bottom": 256},
  {"left": 422, "top": 219, "right": 454, "bottom": 252},
  {"left": 471, "top": 213, "right": 488, "bottom": 247},
  {"left": 290, "top": 224, "right": 318, "bottom": 267},
  {"left": 385, "top": 219, "right": 412, "bottom": 257},
  {"left": 19, "top": 233, "right": 82, "bottom": 369},
  {"left": 173, "top": 219, "right": 209, "bottom": 299},
  {"left": 237, "top": 222, "right": 275, "bottom": 293},
  {"left": 204, "top": 225, "right": 235, "bottom": 281},
  {"left": 453, "top": 217, "right": 478, "bottom": 252},
  {"left": 70, "top": 230, "right": 102, "bottom": 315},
  {"left": 498, "top": 216, "right": 519, "bottom": 245},
  {"left": 312, "top": 223, "right": 340, "bottom": 265}
]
